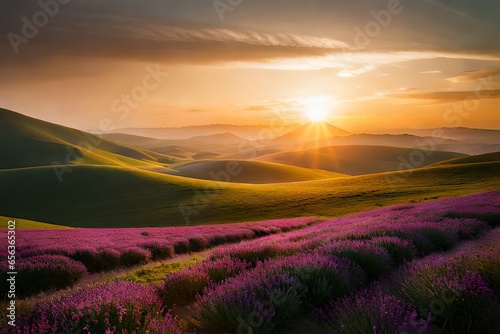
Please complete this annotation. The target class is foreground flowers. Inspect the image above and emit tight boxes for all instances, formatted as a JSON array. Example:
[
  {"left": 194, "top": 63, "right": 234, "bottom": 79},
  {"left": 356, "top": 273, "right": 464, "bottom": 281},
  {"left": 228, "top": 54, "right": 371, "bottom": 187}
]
[
  {"left": 6, "top": 191, "right": 500, "bottom": 333},
  {"left": 14, "top": 281, "right": 182, "bottom": 334}
]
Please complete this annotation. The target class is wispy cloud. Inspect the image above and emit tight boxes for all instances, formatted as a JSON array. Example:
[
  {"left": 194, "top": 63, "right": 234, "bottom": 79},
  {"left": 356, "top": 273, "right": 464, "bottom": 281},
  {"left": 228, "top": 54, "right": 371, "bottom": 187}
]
[
  {"left": 424, "top": 0, "right": 477, "bottom": 21},
  {"left": 447, "top": 69, "right": 500, "bottom": 83},
  {"left": 420, "top": 70, "right": 442, "bottom": 74},
  {"left": 390, "top": 90, "right": 500, "bottom": 101},
  {"left": 337, "top": 65, "right": 376, "bottom": 78}
]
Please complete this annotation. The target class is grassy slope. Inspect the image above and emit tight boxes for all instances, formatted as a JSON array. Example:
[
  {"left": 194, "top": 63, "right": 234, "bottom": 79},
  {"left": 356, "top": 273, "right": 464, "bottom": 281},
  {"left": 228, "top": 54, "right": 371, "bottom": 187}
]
[
  {"left": 0, "top": 108, "right": 177, "bottom": 169},
  {"left": 167, "top": 160, "right": 346, "bottom": 183},
  {"left": 256, "top": 145, "right": 467, "bottom": 175},
  {"left": 0, "top": 216, "right": 72, "bottom": 229},
  {"left": 432, "top": 151, "right": 500, "bottom": 166},
  {"left": 0, "top": 162, "right": 498, "bottom": 228}
]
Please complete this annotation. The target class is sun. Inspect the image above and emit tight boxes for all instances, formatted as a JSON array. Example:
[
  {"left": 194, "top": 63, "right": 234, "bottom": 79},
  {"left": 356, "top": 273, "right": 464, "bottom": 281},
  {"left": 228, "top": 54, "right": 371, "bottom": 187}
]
[{"left": 301, "top": 96, "right": 333, "bottom": 123}]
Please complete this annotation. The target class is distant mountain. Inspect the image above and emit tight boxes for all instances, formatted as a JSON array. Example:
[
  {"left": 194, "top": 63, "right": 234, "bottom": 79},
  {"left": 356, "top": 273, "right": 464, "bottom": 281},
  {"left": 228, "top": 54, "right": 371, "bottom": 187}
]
[
  {"left": 273, "top": 122, "right": 351, "bottom": 144},
  {"left": 101, "top": 133, "right": 162, "bottom": 147},
  {"left": 391, "top": 127, "right": 500, "bottom": 145},
  {"left": 295, "top": 133, "right": 457, "bottom": 151},
  {"left": 276, "top": 132, "right": 498, "bottom": 156},
  {"left": 182, "top": 132, "right": 247, "bottom": 146},
  {"left": 104, "top": 132, "right": 248, "bottom": 158},
  {"left": 256, "top": 145, "right": 467, "bottom": 175},
  {"left": 107, "top": 124, "right": 300, "bottom": 140}
]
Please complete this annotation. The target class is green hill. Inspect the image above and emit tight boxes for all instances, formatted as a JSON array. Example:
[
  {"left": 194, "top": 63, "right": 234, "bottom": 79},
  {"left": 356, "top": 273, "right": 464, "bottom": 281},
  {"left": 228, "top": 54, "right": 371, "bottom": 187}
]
[
  {"left": 0, "top": 108, "right": 177, "bottom": 169},
  {"left": 432, "top": 151, "right": 500, "bottom": 166},
  {"left": 0, "top": 108, "right": 497, "bottom": 228},
  {"left": 167, "top": 160, "right": 346, "bottom": 183},
  {"left": 256, "top": 145, "right": 467, "bottom": 175},
  {"left": 0, "top": 216, "right": 72, "bottom": 229},
  {"left": 0, "top": 162, "right": 498, "bottom": 227}
]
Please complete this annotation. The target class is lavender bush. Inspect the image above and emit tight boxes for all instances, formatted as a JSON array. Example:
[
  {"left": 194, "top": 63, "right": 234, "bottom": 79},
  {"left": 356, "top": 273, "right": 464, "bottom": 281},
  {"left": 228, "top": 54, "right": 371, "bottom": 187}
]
[
  {"left": 15, "top": 281, "right": 182, "bottom": 334},
  {"left": 1, "top": 255, "right": 87, "bottom": 298},
  {"left": 315, "top": 288, "right": 430, "bottom": 334}
]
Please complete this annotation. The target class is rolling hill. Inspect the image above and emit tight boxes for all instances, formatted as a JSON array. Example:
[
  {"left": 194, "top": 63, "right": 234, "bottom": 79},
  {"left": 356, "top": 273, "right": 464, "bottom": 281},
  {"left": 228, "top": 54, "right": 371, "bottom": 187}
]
[
  {"left": 103, "top": 132, "right": 248, "bottom": 159},
  {"left": 166, "top": 160, "right": 346, "bottom": 183},
  {"left": 0, "top": 216, "right": 72, "bottom": 229},
  {"left": 107, "top": 124, "right": 299, "bottom": 140},
  {"left": 403, "top": 127, "right": 500, "bottom": 144},
  {"left": 0, "top": 108, "right": 177, "bottom": 169},
  {"left": 256, "top": 145, "right": 467, "bottom": 175},
  {"left": 1, "top": 108, "right": 498, "bottom": 228},
  {"left": 432, "top": 151, "right": 500, "bottom": 166},
  {"left": 0, "top": 161, "right": 498, "bottom": 227},
  {"left": 297, "top": 133, "right": 460, "bottom": 152}
]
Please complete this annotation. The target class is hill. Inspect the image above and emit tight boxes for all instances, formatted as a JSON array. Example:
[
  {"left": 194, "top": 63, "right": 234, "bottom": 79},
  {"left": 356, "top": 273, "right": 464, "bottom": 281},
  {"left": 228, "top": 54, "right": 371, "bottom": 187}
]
[
  {"left": 0, "top": 216, "right": 72, "bottom": 229},
  {"left": 182, "top": 133, "right": 247, "bottom": 146},
  {"left": 0, "top": 108, "right": 177, "bottom": 169},
  {"left": 432, "top": 151, "right": 500, "bottom": 166},
  {"left": 403, "top": 127, "right": 500, "bottom": 144},
  {"left": 103, "top": 132, "right": 248, "bottom": 158},
  {"left": 107, "top": 124, "right": 299, "bottom": 140},
  {"left": 0, "top": 161, "right": 498, "bottom": 227},
  {"left": 302, "top": 133, "right": 459, "bottom": 151},
  {"left": 167, "top": 160, "right": 346, "bottom": 183},
  {"left": 256, "top": 145, "right": 467, "bottom": 175}
]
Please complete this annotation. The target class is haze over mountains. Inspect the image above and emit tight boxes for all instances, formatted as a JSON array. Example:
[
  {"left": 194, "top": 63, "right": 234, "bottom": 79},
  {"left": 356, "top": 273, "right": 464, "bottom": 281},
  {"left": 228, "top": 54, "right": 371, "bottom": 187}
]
[
  {"left": 1, "top": 108, "right": 499, "bottom": 227},
  {"left": 107, "top": 122, "right": 500, "bottom": 156},
  {"left": 3, "top": 108, "right": 500, "bottom": 174},
  {"left": 100, "top": 124, "right": 300, "bottom": 140}
]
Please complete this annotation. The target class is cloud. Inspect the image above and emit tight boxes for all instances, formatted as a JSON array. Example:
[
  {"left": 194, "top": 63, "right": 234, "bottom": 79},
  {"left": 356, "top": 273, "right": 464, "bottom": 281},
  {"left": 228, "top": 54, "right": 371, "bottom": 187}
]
[
  {"left": 424, "top": 0, "right": 477, "bottom": 22},
  {"left": 0, "top": 5, "right": 349, "bottom": 66},
  {"left": 374, "top": 87, "right": 418, "bottom": 97},
  {"left": 390, "top": 90, "right": 500, "bottom": 101},
  {"left": 420, "top": 70, "right": 442, "bottom": 74},
  {"left": 244, "top": 105, "right": 272, "bottom": 112},
  {"left": 337, "top": 65, "right": 376, "bottom": 78},
  {"left": 1, "top": 0, "right": 500, "bottom": 83},
  {"left": 447, "top": 68, "right": 500, "bottom": 83},
  {"left": 183, "top": 108, "right": 206, "bottom": 113}
]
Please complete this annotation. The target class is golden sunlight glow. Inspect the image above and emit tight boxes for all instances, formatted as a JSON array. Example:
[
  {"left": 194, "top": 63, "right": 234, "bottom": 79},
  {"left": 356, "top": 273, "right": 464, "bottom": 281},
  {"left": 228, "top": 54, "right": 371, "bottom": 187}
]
[{"left": 302, "top": 96, "right": 333, "bottom": 123}]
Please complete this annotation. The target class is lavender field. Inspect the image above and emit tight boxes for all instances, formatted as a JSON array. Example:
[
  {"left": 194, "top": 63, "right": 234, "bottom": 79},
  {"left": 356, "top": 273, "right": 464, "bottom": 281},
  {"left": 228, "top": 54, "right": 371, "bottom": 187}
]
[{"left": 3, "top": 191, "right": 499, "bottom": 333}]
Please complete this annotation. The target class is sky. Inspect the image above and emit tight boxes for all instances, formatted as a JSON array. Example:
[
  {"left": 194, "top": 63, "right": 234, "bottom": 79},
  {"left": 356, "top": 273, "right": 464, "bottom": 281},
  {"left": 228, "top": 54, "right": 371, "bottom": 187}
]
[{"left": 1, "top": 0, "right": 499, "bottom": 132}]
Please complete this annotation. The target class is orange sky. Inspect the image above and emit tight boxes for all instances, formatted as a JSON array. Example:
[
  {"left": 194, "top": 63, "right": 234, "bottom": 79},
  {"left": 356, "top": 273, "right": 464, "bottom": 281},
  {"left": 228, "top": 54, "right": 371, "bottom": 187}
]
[{"left": 1, "top": 0, "right": 499, "bottom": 132}]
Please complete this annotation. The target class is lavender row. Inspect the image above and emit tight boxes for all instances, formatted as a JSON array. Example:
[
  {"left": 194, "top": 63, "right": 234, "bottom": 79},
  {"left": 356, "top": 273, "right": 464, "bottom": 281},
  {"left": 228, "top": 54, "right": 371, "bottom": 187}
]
[
  {"left": 317, "top": 228, "right": 500, "bottom": 334},
  {"left": 13, "top": 281, "right": 183, "bottom": 334},
  {"left": 0, "top": 218, "right": 316, "bottom": 298},
  {"left": 180, "top": 192, "right": 499, "bottom": 332},
  {"left": 1, "top": 217, "right": 316, "bottom": 262},
  {"left": 11, "top": 192, "right": 500, "bottom": 333}
]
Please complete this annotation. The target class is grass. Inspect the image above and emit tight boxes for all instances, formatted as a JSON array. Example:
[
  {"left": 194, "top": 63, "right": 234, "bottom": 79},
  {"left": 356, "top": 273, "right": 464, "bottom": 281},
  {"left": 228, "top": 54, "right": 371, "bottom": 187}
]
[
  {"left": 168, "top": 159, "right": 346, "bottom": 183},
  {"left": 0, "top": 161, "right": 498, "bottom": 227},
  {"left": 433, "top": 151, "right": 500, "bottom": 166},
  {"left": 0, "top": 107, "right": 176, "bottom": 170},
  {"left": 256, "top": 145, "right": 467, "bottom": 175},
  {"left": 0, "top": 216, "right": 72, "bottom": 229},
  {"left": 120, "top": 254, "right": 204, "bottom": 285},
  {"left": 1, "top": 108, "right": 499, "bottom": 228}
]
